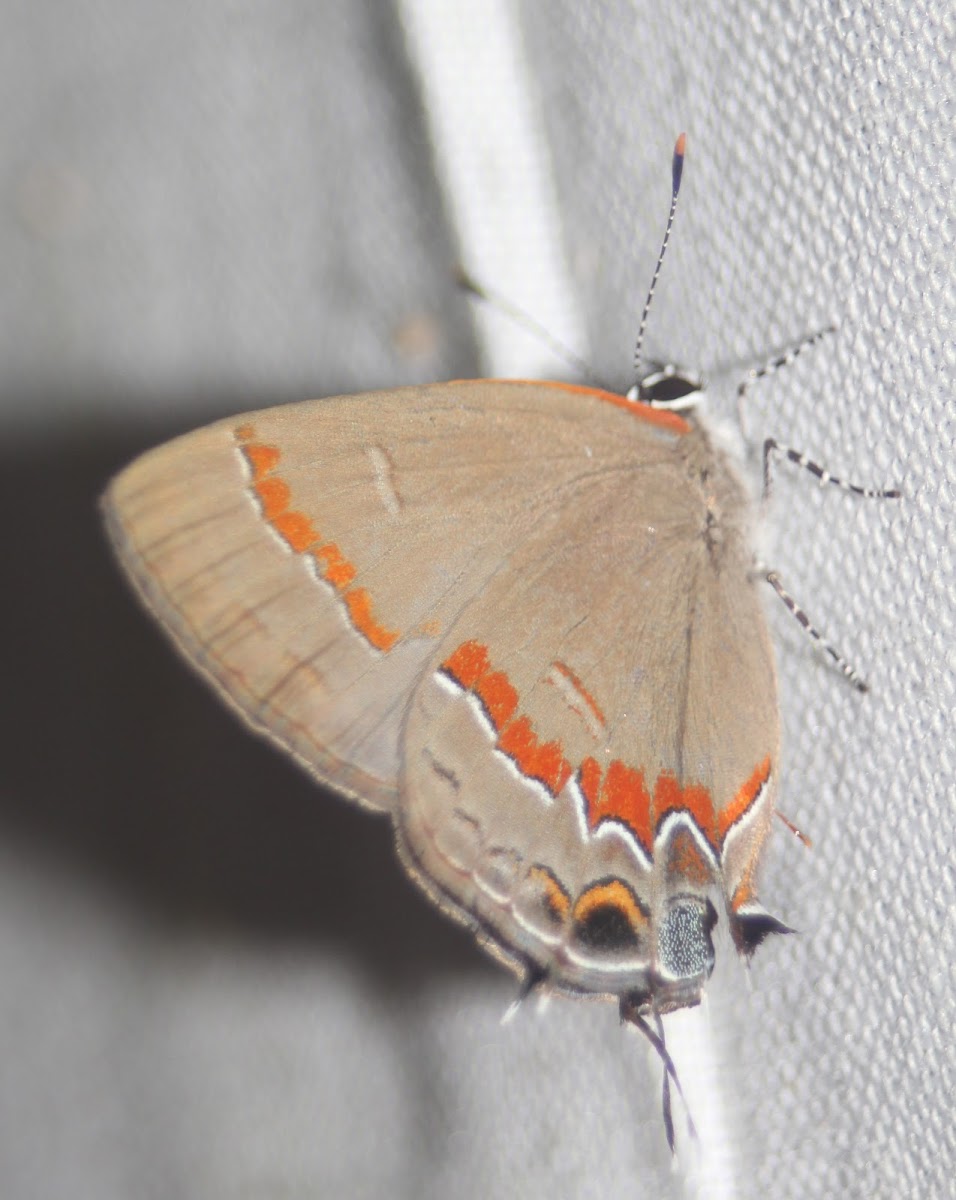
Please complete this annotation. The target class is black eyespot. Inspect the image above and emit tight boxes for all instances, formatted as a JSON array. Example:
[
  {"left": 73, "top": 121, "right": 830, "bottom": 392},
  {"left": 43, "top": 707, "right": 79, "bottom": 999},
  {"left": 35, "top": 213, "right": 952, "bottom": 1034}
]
[
  {"left": 571, "top": 879, "right": 648, "bottom": 954},
  {"left": 732, "top": 910, "right": 795, "bottom": 956},
  {"left": 657, "top": 897, "right": 718, "bottom": 981},
  {"left": 574, "top": 903, "right": 641, "bottom": 952}
]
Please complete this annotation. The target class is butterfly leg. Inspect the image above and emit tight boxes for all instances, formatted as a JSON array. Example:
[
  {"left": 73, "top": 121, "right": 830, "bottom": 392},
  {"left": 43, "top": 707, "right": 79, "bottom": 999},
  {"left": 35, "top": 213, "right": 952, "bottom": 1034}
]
[
  {"left": 735, "top": 324, "right": 901, "bottom": 504},
  {"left": 762, "top": 437, "right": 902, "bottom": 503},
  {"left": 761, "top": 567, "right": 869, "bottom": 692},
  {"left": 735, "top": 326, "right": 836, "bottom": 438},
  {"left": 754, "top": 434, "right": 899, "bottom": 691}
]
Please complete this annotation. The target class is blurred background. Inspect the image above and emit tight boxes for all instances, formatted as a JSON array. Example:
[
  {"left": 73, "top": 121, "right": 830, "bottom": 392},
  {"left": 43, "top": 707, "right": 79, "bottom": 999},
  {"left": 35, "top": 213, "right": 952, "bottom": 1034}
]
[{"left": 1, "top": 2, "right": 952, "bottom": 1198}]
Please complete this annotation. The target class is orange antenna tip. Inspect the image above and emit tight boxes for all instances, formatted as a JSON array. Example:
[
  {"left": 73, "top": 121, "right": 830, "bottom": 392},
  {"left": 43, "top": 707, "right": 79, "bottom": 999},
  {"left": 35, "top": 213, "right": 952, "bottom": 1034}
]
[{"left": 672, "top": 134, "right": 686, "bottom": 194}]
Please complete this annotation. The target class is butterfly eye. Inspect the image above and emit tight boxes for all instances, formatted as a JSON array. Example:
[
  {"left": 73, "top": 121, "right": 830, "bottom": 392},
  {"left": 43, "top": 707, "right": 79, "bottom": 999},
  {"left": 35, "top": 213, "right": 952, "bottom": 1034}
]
[
  {"left": 657, "top": 897, "right": 718, "bottom": 982},
  {"left": 630, "top": 364, "right": 705, "bottom": 409}
]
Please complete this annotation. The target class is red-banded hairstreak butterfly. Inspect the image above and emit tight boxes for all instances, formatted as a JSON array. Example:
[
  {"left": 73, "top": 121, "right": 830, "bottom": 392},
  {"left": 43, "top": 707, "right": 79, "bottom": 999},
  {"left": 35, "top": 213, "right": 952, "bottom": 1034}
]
[{"left": 102, "top": 134, "right": 898, "bottom": 1148}]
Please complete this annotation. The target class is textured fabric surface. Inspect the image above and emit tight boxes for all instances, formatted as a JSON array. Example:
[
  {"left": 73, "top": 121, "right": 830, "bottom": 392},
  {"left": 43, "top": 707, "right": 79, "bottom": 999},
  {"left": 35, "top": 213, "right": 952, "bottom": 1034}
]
[{"left": 0, "top": 2, "right": 951, "bottom": 1198}]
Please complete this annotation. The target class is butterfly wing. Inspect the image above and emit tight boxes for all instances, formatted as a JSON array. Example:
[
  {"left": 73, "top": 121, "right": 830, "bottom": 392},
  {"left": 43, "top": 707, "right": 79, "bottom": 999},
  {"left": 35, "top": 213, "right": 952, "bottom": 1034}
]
[
  {"left": 103, "top": 380, "right": 685, "bottom": 813},
  {"left": 105, "top": 379, "right": 779, "bottom": 996},
  {"left": 397, "top": 421, "right": 780, "bottom": 996}
]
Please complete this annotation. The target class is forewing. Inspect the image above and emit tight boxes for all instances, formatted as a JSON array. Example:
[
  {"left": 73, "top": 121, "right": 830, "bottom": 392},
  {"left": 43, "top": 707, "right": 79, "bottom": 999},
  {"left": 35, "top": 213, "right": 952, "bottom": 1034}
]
[{"left": 103, "top": 381, "right": 681, "bottom": 813}]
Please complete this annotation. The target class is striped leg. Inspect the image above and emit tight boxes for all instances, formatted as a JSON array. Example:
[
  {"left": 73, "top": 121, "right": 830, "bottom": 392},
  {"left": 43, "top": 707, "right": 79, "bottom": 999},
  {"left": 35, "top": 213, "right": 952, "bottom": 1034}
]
[
  {"left": 736, "top": 327, "right": 836, "bottom": 437},
  {"left": 763, "top": 568, "right": 869, "bottom": 693},
  {"left": 737, "top": 328, "right": 899, "bottom": 691},
  {"left": 763, "top": 438, "right": 902, "bottom": 502}
]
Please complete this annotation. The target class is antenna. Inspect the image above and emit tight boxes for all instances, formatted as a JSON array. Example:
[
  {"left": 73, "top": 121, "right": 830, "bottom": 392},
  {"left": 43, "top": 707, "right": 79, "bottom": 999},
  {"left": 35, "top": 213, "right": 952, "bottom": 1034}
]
[
  {"left": 455, "top": 266, "right": 597, "bottom": 383},
  {"left": 620, "top": 994, "right": 697, "bottom": 1153},
  {"left": 633, "top": 133, "right": 686, "bottom": 382}
]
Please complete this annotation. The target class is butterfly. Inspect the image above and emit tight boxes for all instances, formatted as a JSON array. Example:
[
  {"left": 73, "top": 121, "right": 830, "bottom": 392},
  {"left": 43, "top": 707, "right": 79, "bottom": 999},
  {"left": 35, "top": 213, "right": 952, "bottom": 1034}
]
[{"left": 102, "top": 135, "right": 897, "bottom": 1148}]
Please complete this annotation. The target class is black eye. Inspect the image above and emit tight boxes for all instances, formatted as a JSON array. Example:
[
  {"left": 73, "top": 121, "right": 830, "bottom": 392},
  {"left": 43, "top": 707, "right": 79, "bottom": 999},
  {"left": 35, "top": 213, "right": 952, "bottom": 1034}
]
[
  {"left": 657, "top": 897, "right": 718, "bottom": 981},
  {"left": 636, "top": 365, "right": 704, "bottom": 406}
]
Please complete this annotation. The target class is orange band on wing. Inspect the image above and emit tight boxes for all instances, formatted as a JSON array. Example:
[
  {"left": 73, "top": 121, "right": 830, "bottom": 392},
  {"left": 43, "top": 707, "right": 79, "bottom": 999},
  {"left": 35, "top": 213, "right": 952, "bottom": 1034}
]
[
  {"left": 580, "top": 757, "right": 654, "bottom": 858},
  {"left": 344, "top": 588, "right": 399, "bottom": 652},
  {"left": 271, "top": 509, "right": 321, "bottom": 554},
  {"left": 252, "top": 476, "right": 291, "bottom": 520},
  {"left": 497, "top": 716, "right": 572, "bottom": 795},
  {"left": 654, "top": 773, "right": 716, "bottom": 841},
  {"left": 717, "top": 757, "right": 772, "bottom": 841},
  {"left": 312, "top": 542, "right": 357, "bottom": 589},
  {"left": 236, "top": 425, "right": 400, "bottom": 653},
  {"left": 447, "top": 378, "right": 692, "bottom": 435},
  {"left": 441, "top": 640, "right": 571, "bottom": 796},
  {"left": 580, "top": 751, "right": 772, "bottom": 869},
  {"left": 243, "top": 441, "right": 281, "bottom": 480},
  {"left": 441, "top": 641, "right": 769, "bottom": 873}
]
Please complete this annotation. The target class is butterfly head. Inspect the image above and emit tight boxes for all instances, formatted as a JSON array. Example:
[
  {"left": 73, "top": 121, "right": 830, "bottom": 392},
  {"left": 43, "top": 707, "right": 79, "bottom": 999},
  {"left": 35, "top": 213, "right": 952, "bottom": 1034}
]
[{"left": 627, "top": 363, "right": 706, "bottom": 414}]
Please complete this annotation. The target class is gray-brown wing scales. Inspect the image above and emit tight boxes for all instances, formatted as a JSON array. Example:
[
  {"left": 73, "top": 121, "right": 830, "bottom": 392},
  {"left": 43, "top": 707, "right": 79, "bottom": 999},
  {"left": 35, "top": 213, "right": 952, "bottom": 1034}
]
[
  {"left": 103, "top": 381, "right": 673, "bottom": 813},
  {"left": 104, "top": 423, "right": 429, "bottom": 810},
  {"left": 400, "top": 448, "right": 778, "bottom": 992}
]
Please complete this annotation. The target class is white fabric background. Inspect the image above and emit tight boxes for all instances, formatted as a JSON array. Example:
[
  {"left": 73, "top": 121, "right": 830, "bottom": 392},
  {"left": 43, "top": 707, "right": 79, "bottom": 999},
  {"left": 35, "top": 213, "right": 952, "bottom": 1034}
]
[{"left": 0, "top": 2, "right": 952, "bottom": 1198}]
